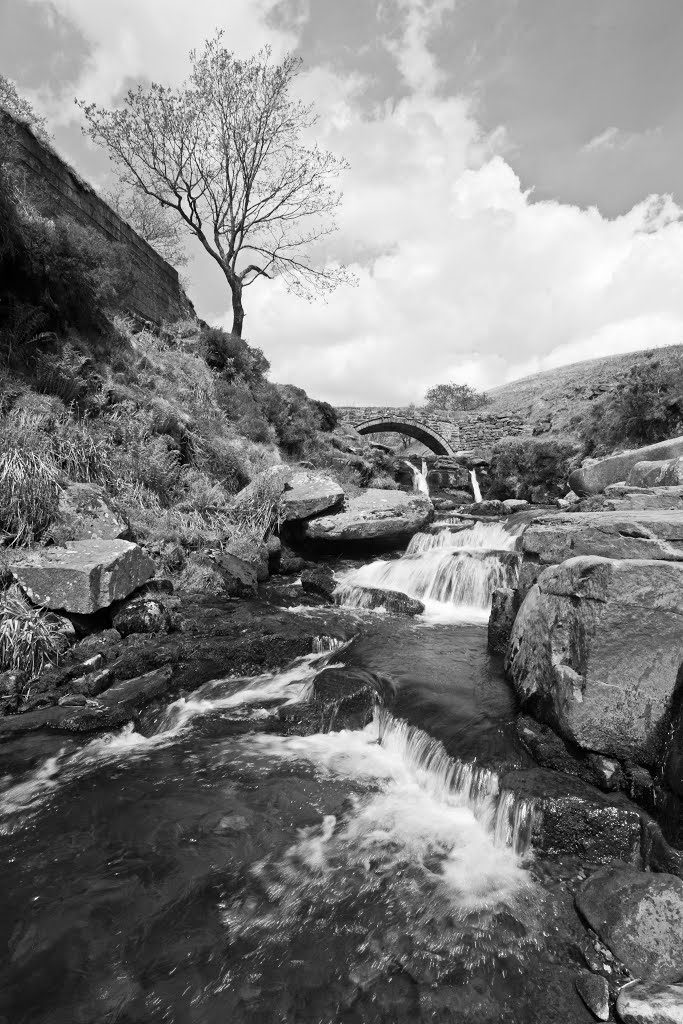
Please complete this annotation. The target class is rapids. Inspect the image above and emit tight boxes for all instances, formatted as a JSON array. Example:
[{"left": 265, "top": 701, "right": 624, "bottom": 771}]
[{"left": 0, "top": 518, "right": 594, "bottom": 1024}]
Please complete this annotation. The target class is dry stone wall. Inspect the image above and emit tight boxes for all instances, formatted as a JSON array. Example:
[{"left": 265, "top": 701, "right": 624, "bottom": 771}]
[
  {"left": 337, "top": 405, "right": 529, "bottom": 451},
  {"left": 4, "top": 112, "right": 194, "bottom": 325},
  {"left": 452, "top": 411, "right": 530, "bottom": 448}
]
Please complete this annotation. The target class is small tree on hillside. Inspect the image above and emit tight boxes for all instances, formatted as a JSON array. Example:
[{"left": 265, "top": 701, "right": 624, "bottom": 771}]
[
  {"left": 79, "top": 34, "right": 352, "bottom": 336},
  {"left": 0, "top": 75, "right": 50, "bottom": 143},
  {"left": 424, "top": 382, "right": 490, "bottom": 413},
  {"left": 105, "top": 185, "right": 189, "bottom": 268}
]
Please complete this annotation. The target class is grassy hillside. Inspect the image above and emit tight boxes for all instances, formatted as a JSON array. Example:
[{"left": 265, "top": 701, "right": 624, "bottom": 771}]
[{"left": 486, "top": 345, "right": 683, "bottom": 446}]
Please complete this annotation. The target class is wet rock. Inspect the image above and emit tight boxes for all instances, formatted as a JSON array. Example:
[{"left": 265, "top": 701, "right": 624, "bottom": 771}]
[
  {"left": 515, "top": 715, "right": 624, "bottom": 792},
  {"left": 616, "top": 981, "right": 683, "bottom": 1023},
  {"left": 460, "top": 499, "right": 507, "bottom": 517},
  {"left": 575, "top": 971, "right": 610, "bottom": 1021},
  {"left": 274, "top": 667, "right": 394, "bottom": 736},
  {"left": 279, "top": 551, "right": 306, "bottom": 576},
  {"left": 506, "top": 556, "right": 683, "bottom": 766},
  {"left": 11, "top": 539, "right": 155, "bottom": 614},
  {"left": 300, "top": 489, "right": 432, "bottom": 550},
  {"left": 112, "top": 596, "right": 177, "bottom": 637},
  {"left": 281, "top": 470, "right": 344, "bottom": 520},
  {"left": 334, "top": 585, "right": 425, "bottom": 616},
  {"left": 300, "top": 567, "right": 336, "bottom": 601},
  {"left": 522, "top": 511, "right": 683, "bottom": 564},
  {"left": 69, "top": 667, "right": 114, "bottom": 697},
  {"left": 488, "top": 587, "right": 518, "bottom": 653},
  {"left": 58, "top": 693, "right": 87, "bottom": 707},
  {"left": 569, "top": 436, "right": 683, "bottom": 496},
  {"left": 177, "top": 550, "right": 258, "bottom": 597},
  {"left": 266, "top": 535, "right": 281, "bottom": 573},
  {"left": 576, "top": 866, "right": 683, "bottom": 983},
  {"left": 54, "top": 482, "right": 128, "bottom": 541},
  {"left": 136, "top": 577, "right": 174, "bottom": 596},
  {"left": 628, "top": 458, "right": 683, "bottom": 488},
  {"left": 0, "top": 669, "right": 25, "bottom": 715},
  {"left": 503, "top": 498, "right": 530, "bottom": 513},
  {"left": 500, "top": 769, "right": 643, "bottom": 864}
]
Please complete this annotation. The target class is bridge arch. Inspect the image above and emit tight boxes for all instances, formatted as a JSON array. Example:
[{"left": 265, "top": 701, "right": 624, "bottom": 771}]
[{"left": 354, "top": 417, "right": 454, "bottom": 456}]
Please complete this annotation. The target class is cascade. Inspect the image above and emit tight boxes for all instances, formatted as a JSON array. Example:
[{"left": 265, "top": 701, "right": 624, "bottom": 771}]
[
  {"left": 404, "top": 459, "right": 430, "bottom": 496},
  {"left": 336, "top": 520, "right": 520, "bottom": 619},
  {"left": 470, "top": 468, "right": 483, "bottom": 502}
]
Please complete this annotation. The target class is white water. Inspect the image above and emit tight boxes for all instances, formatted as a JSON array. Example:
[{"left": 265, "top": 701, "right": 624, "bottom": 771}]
[
  {"left": 470, "top": 468, "right": 483, "bottom": 503},
  {"left": 404, "top": 459, "right": 430, "bottom": 496},
  {"left": 336, "top": 520, "right": 519, "bottom": 622}
]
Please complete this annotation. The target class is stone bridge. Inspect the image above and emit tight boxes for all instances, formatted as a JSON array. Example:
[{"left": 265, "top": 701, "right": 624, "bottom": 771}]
[{"left": 336, "top": 406, "right": 460, "bottom": 456}]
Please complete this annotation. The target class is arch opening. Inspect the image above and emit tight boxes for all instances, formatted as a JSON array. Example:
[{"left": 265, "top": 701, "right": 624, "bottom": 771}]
[{"left": 355, "top": 418, "right": 453, "bottom": 456}]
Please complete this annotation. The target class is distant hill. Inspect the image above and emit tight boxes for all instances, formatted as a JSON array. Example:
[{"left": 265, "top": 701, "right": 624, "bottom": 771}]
[{"left": 485, "top": 344, "right": 683, "bottom": 440}]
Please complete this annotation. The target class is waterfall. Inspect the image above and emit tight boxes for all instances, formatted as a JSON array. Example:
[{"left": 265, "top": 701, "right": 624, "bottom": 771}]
[
  {"left": 404, "top": 459, "right": 430, "bottom": 497},
  {"left": 470, "top": 468, "right": 483, "bottom": 503},
  {"left": 336, "top": 520, "right": 520, "bottom": 620}
]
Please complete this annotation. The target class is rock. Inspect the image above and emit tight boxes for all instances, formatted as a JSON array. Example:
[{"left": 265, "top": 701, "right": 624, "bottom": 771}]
[
  {"left": 576, "top": 866, "right": 683, "bottom": 983},
  {"left": 488, "top": 587, "right": 518, "bottom": 654},
  {"left": 266, "top": 534, "right": 281, "bottom": 574},
  {"left": 279, "top": 552, "right": 306, "bottom": 576},
  {"left": 506, "top": 556, "right": 683, "bottom": 766},
  {"left": 231, "top": 464, "right": 292, "bottom": 509},
  {"left": 11, "top": 540, "right": 155, "bottom": 614},
  {"left": 503, "top": 499, "right": 530, "bottom": 513},
  {"left": 575, "top": 972, "right": 610, "bottom": 1021},
  {"left": 136, "top": 578, "right": 174, "bottom": 596},
  {"left": 522, "top": 511, "right": 683, "bottom": 564},
  {"left": 433, "top": 498, "right": 457, "bottom": 511},
  {"left": 273, "top": 666, "right": 393, "bottom": 735},
  {"left": 280, "top": 471, "right": 345, "bottom": 521},
  {"left": 569, "top": 436, "right": 683, "bottom": 496},
  {"left": 447, "top": 488, "right": 476, "bottom": 504},
  {"left": 461, "top": 500, "right": 507, "bottom": 517},
  {"left": 499, "top": 769, "right": 643, "bottom": 864},
  {"left": 58, "top": 693, "right": 87, "bottom": 707},
  {"left": 69, "top": 667, "right": 114, "bottom": 697},
  {"left": 300, "top": 567, "right": 336, "bottom": 601},
  {"left": 301, "top": 489, "right": 432, "bottom": 549},
  {"left": 177, "top": 550, "right": 258, "bottom": 598},
  {"left": 112, "top": 597, "right": 176, "bottom": 637},
  {"left": 54, "top": 482, "right": 128, "bottom": 541},
  {"left": 0, "top": 669, "right": 25, "bottom": 715},
  {"left": 628, "top": 458, "right": 683, "bottom": 489},
  {"left": 617, "top": 981, "right": 683, "bottom": 1023},
  {"left": 603, "top": 485, "right": 683, "bottom": 511},
  {"left": 334, "top": 584, "right": 425, "bottom": 616},
  {"left": 515, "top": 715, "right": 624, "bottom": 792}
]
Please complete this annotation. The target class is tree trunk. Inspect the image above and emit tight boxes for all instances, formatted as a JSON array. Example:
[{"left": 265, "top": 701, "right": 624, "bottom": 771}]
[{"left": 230, "top": 280, "right": 245, "bottom": 338}]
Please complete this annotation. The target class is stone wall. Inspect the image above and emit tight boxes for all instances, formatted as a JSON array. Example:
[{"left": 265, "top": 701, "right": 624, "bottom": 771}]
[
  {"left": 4, "top": 111, "right": 194, "bottom": 325},
  {"left": 337, "top": 406, "right": 460, "bottom": 447},
  {"left": 337, "top": 405, "right": 530, "bottom": 450},
  {"left": 452, "top": 411, "right": 531, "bottom": 448}
]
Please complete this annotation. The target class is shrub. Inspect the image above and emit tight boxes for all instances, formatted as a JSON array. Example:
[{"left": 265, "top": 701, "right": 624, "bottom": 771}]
[
  {"left": 199, "top": 327, "right": 270, "bottom": 383},
  {"left": 0, "top": 441, "right": 60, "bottom": 543},
  {"left": 487, "top": 436, "right": 578, "bottom": 502},
  {"left": 0, "top": 587, "right": 67, "bottom": 676},
  {"left": 580, "top": 355, "right": 683, "bottom": 456}
]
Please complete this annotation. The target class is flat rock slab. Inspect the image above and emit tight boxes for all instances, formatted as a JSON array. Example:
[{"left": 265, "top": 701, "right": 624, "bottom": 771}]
[
  {"left": 506, "top": 556, "right": 683, "bottom": 765},
  {"left": 302, "top": 489, "right": 432, "bottom": 547},
  {"left": 576, "top": 866, "right": 683, "bottom": 983},
  {"left": 12, "top": 539, "right": 155, "bottom": 614},
  {"left": 280, "top": 471, "right": 344, "bottom": 521},
  {"left": 603, "top": 485, "right": 683, "bottom": 511},
  {"left": 628, "top": 458, "right": 683, "bottom": 489},
  {"left": 617, "top": 981, "right": 683, "bottom": 1023},
  {"left": 569, "top": 436, "right": 683, "bottom": 496},
  {"left": 522, "top": 511, "right": 683, "bottom": 564}
]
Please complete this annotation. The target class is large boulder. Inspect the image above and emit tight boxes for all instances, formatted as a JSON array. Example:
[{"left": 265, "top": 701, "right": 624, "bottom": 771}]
[
  {"left": 576, "top": 866, "right": 683, "bottom": 983},
  {"left": 488, "top": 587, "right": 518, "bottom": 653},
  {"left": 55, "top": 482, "right": 128, "bottom": 541},
  {"left": 280, "top": 470, "right": 344, "bottom": 521},
  {"left": 616, "top": 982, "right": 683, "bottom": 1023},
  {"left": 522, "top": 511, "right": 683, "bottom": 565},
  {"left": 301, "top": 489, "right": 432, "bottom": 549},
  {"left": 603, "top": 484, "right": 683, "bottom": 511},
  {"left": 569, "top": 436, "right": 683, "bottom": 496},
  {"left": 11, "top": 540, "right": 155, "bottom": 614},
  {"left": 628, "top": 458, "right": 683, "bottom": 488},
  {"left": 506, "top": 556, "right": 683, "bottom": 766},
  {"left": 334, "top": 584, "right": 425, "bottom": 616}
]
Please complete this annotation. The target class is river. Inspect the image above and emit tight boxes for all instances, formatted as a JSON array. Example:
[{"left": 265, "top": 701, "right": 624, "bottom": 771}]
[{"left": 0, "top": 518, "right": 595, "bottom": 1024}]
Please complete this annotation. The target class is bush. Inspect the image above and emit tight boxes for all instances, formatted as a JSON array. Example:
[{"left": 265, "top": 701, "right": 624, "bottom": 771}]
[
  {"left": 0, "top": 440, "right": 60, "bottom": 543},
  {"left": 580, "top": 355, "right": 683, "bottom": 456},
  {"left": 0, "top": 587, "right": 67, "bottom": 676},
  {"left": 487, "top": 436, "right": 578, "bottom": 502},
  {"left": 199, "top": 327, "right": 270, "bottom": 383}
]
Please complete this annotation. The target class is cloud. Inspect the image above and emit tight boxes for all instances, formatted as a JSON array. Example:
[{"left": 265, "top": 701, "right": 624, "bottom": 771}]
[
  {"left": 384, "top": 0, "right": 456, "bottom": 93},
  {"left": 583, "top": 124, "right": 663, "bottom": 153}
]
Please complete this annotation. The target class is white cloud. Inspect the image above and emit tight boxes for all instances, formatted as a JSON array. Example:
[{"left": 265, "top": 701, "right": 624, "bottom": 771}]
[{"left": 583, "top": 124, "right": 663, "bottom": 153}]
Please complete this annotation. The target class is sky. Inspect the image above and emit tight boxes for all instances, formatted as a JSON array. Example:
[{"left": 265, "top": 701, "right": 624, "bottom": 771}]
[{"left": 2, "top": 0, "right": 683, "bottom": 405}]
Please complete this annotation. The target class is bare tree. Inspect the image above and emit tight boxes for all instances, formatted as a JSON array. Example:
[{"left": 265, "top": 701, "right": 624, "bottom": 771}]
[
  {"left": 105, "top": 185, "right": 189, "bottom": 268},
  {"left": 79, "top": 34, "right": 353, "bottom": 336}
]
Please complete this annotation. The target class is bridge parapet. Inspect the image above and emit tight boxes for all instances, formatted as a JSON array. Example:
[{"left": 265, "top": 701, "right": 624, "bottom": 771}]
[{"left": 337, "top": 406, "right": 460, "bottom": 445}]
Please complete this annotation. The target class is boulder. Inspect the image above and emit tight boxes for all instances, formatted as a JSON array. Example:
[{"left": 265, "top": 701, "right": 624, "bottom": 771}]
[
  {"left": 603, "top": 484, "right": 683, "bottom": 511},
  {"left": 488, "top": 587, "right": 518, "bottom": 654},
  {"left": 300, "top": 567, "right": 336, "bottom": 601},
  {"left": 499, "top": 769, "right": 642, "bottom": 864},
  {"left": 576, "top": 866, "right": 683, "bottom": 983},
  {"left": 569, "top": 436, "right": 683, "bottom": 496},
  {"left": 265, "top": 535, "right": 281, "bottom": 574},
  {"left": 112, "top": 597, "right": 176, "bottom": 637},
  {"left": 11, "top": 539, "right": 155, "bottom": 614},
  {"left": 273, "top": 667, "right": 392, "bottom": 735},
  {"left": 503, "top": 499, "right": 530, "bottom": 514},
  {"left": 522, "top": 511, "right": 683, "bottom": 565},
  {"left": 628, "top": 458, "right": 683, "bottom": 489},
  {"left": 301, "top": 489, "right": 432, "bottom": 549},
  {"left": 231, "top": 464, "right": 291, "bottom": 509},
  {"left": 334, "top": 584, "right": 425, "bottom": 616},
  {"left": 617, "top": 981, "right": 683, "bottom": 1023},
  {"left": 506, "top": 556, "right": 683, "bottom": 766},
  {"left": 54, "top": 482, "right": 128, "bottom": 541},
  {"left": 575, "top": 973, "right": 609, "bottom": 1022},
  {"left": 515, "top": 715, "right": 624, "bottom": 792},
  {"left": 460, "top": 500, "right": 507, "bottom": 517},
  {"left": 280, "top": 471, "right": 344, "bottom": 521}
]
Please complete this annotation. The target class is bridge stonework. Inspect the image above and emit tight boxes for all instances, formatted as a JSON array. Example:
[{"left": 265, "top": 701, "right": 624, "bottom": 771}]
[{"left": 337, "top": 406, "right": 530, "bottom": 454}]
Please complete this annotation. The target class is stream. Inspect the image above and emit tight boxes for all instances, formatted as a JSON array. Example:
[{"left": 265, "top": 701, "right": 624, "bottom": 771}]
[{"left": 0, "top": 519, "right": 596, "bottom": 1024}]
